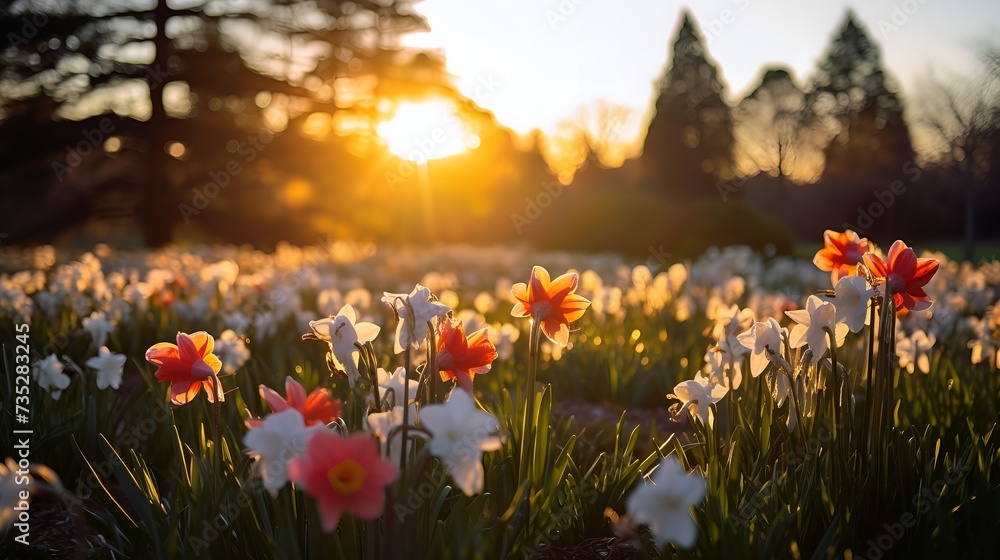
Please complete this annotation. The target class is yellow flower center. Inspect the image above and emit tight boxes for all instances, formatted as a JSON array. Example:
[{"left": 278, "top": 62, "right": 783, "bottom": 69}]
[{"left": 327, "top": 459, "right": 366, "bottom": 495}]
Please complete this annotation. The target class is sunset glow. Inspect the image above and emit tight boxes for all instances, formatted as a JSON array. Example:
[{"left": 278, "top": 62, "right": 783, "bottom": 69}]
[{"left": 376, "top": 100, "right": 478, "bottom": 162}]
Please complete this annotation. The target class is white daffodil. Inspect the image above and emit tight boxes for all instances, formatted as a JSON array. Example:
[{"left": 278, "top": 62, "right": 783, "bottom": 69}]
[
  {"left": 832, "top": 276, "right": 875, "bottom": 333},
  {"left": 224, "top": 310, "right": 250, "bottom": 335},
  {"left": 84, "top": 346, "right": 126, "bottom": 390},
  {"left": 382, "top": 284, "right": 451, "bottom": 354},
  {"left": 376, "top": 367, "right": 419, "bottom": 414},
  {"left": 215, "top": 329, "right": 250, "bottom": 375},
  {"left": 309, "top": 304, "right": 380, "bottom": 387},
  {"left": 419, "top": 389, "right": 503, "bottom": 496},
  {"left": 702, "top": 347, "right": 727, "bottom": 386},
  {"left": 33, "top": 354, "right": 70, "bottom": 399},
  {"left": 898, "top": 330, "right": 936, "bottom": 374},
  {"left": 367, "top": 406, "right": 406, "bottom": 461},
  {"left": 625, "top": 455, "right": 706, "bottom": 550},
  {"left": 243, "top": 409, "right": 320, "bottom": 496},
  {"left": 83, "top": 311, "right": 115, "bottom": 348},
  {"left": 968, "top": 317, "right": 1000, "bottom": 368},
  {"left": 737, "top": 317, "right": 785, "bottom": 377},
  {"left": 673, "top": 373, "right": 728, "bottom": 427},
  {"left": 785, "top": 295, "right": 849, "bottom": 363}
]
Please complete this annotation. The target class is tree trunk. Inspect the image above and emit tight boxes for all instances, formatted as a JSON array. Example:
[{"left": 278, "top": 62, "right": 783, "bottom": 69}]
[{"left": 138, "top": 0, "right": 173, "bottom": 247}]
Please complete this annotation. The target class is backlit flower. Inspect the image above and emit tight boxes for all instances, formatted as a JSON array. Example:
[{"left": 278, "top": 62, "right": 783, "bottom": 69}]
[
  {"left": 215, "top": 329, "right": 250, "bottom": 375},
  {"left": 33, "top": 354, "right": 70, "bottom": 399},
  {"left": 85, "top": 346, "right": 126, "bottom": 390},
  {"left": 831, "top": 276, "right": 875, "bottom": 333},
  {"left": 737, "top": 318, "right": 784, "bottom": 377},
  {"left": 420, "top": 389, "right": 503, "bottom": 496},
  {"left": 288, "top": 431, "right": 399, "bottom": 531},
  {"left": 243, "top": 409, "right": 319, "bottom": 496},
  {"left": 625, "top": 455, "right": 706, "bottom": 549},
  {"left": 309, "top": 304, "right": 381, "bottom": 387},
  {"left": 673, "top": 373, "right": 728, "bottom": 426},
  {"left": 83, "top": 311, "right": 115, "bottom": 348},
  {"left": 436, "top": 318, "right": 498, "bottom": 392},
  {"left": 247, "top": 376, "right": 341, "bottom": 428},
  {"left": 897, "top": 330, "right": 936, "bottom": 374},
  {"left": 863, "top": 240, "right": 939, "bottom": 314},
  {"left": 145, "top": 331, "right": 224, "bottom": 405},
  {"left": 511, "top": 266, "right": 591, "bottom": 346},
  {"left": 367, "top": 406, "right": 405, "bottom": 460},
  {"left": 381, "top": 285, "right": 451, "bottom": 354},
  {"left": 785, "top": 295, "right": 849, "bottom": 363},
  {"left": 968, "top": 317, "right": 1000, "bottom": 368},
  {"left": 377, "top": 367, "right": 419, "bottom": 412},
  {"left": 813, "top": 229, "right": 870, "bottom": 286}
]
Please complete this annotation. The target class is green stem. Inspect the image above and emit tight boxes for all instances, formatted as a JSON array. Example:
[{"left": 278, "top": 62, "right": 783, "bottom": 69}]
[
  {"left": 426, "top": 320, "right": 437, "bottom": 405},
  {"left": 400, "top": 344, "right": 411, "bottom": 473},
  {"left": 518, "top": 318, "right": 542, "bottom": 528},
  {"left": 827, "top": 329, "right": 845, "bottom": 455},
  {"left": 211, "top": 373, "right": 222, "bottom": 469},
  {"left": 861, "top": 298, "right": 876, "bottom": 463},
  {"left": 361, "top": 342, "right": 382, "bottom": 414}
]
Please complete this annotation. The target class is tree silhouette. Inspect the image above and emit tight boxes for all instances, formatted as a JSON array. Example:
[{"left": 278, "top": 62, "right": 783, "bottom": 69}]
[
  {"left": 921, "top": 51, "right": 1000, "bottom": 260},
  {"left": 734, "top": 67, "right": 820, "bottom": 184},
  {"left": 808, "top": 11, "right": 914, "bottom": 185},
  {"left": 0, "top": 0, "right": 425, "bottom": 245},
  {"left": 641, "top": 10, "right": 734, "bottom": 198}
]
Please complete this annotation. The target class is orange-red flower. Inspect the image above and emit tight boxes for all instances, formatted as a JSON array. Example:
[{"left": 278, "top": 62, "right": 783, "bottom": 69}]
[
  {"left": 437, "top": 318, "right": 498, "bottom": 392},
  {"left": 246, "top": 377, "right": 341, "bottom": 428},
  {"left": 146, "top": 331, "right": 224, "bottom": 405},
  {"left": 288, "top": 431, "right": 398, "bottom": 531},
  {"left": 813, "top": 229, "right": 871, "bottom": 286},
  {"left": 863, "top": 240, "right": 939, "bottom": 314},
  {"left": 511, "top": 266, "right": 591, "bottom": 347}
]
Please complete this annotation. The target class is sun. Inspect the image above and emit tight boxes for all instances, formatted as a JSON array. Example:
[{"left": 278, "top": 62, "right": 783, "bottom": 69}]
[{"left": 376, "top": 100, "right": 478, "bottom": 162}]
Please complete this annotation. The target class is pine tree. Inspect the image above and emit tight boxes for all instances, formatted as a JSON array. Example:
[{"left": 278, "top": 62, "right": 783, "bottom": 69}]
[
  {"left": 641, "top": 10, "right": 734, "bottom": 198},
  {"left": 809, "top": 11, "right": 914, "bottom": 184}
]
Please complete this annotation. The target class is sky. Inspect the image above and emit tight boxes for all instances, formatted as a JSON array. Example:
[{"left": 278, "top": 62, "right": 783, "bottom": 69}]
[{"left": 403, "top": 0, "right": 1000, "bottom": 156}]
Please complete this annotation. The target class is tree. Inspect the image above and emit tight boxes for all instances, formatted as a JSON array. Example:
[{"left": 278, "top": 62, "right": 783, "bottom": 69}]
[
  {"left": 920, "top": 52, "right": 1000, "bottom": 260},
  {"left": 0, "top": 0, "right": 426, "bottom": 245},
  {"left": 808, "top": 11, "right": 914, "bottom": 184},
  {"left": 734, "top": 67, "right": 820, "bottom": 184},
  {"left": 640, "top": 10, "right": 734, "bottom": 197}
]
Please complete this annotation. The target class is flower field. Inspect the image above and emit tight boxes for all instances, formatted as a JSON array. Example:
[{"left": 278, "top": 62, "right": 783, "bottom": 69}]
[{"left": 3, "top": 234, "right": 1000, "bottom": 559}]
